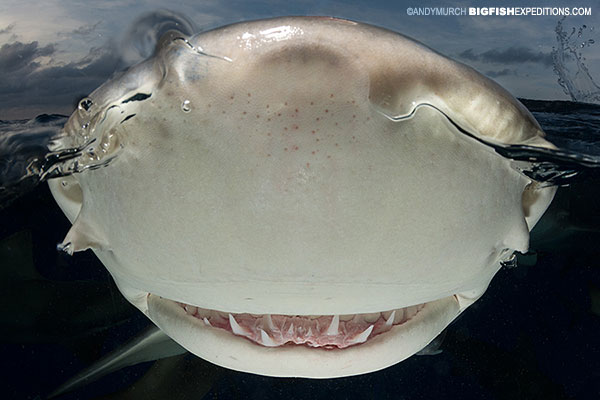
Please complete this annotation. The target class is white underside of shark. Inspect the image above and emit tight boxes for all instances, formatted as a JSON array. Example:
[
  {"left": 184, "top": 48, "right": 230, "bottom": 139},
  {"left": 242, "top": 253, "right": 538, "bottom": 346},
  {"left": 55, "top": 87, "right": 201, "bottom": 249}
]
[{"left": 48, "top": 16, "right": 556, "bottom": 378}]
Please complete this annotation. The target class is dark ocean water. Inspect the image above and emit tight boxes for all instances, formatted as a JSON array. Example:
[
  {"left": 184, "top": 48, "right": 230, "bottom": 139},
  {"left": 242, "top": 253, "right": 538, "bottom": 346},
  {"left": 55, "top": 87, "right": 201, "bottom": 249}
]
[{"left": 0, "top": 100, "right": 599, "bottom": 399}]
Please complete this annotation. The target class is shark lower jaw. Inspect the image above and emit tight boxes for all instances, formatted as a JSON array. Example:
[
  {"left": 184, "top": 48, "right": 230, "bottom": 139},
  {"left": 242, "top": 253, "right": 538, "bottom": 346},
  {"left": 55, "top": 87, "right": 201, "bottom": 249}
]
[{"left": 146, "top": 293, "right": 464, "bottom": 378}]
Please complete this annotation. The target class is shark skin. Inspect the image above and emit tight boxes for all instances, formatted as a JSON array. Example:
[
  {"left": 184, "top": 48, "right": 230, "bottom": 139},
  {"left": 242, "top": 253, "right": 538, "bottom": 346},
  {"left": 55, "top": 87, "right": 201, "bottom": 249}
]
[{"left": 48, "top": 16, "right": 556, "bottom": 378}]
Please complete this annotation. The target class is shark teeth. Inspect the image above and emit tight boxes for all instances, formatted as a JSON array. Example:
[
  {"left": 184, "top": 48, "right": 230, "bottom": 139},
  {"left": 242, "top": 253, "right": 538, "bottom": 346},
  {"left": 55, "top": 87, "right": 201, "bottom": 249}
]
[
  {"left": 264, "top": 314, "right": 275, "bottom": 330},
  {"left": 259, "top": 329, "right": 278, "bottom": 347},
  {"left": 347, "top": 324, "right": 374, "bottom": 345},
  {"left": 184, "top": 305, "right": 197, "bottom": 315},
  {"left": 326, "top": 315, "right": 340, "bottom": 336},
  {"left": 385, "top": 310, "right": 396, "bottom": 328},
  {"left": 176, "top": 301, "right": 428, "bottom": 348},
  {"left": 229, "top": 313, "right": 250, "bottom": 337}
]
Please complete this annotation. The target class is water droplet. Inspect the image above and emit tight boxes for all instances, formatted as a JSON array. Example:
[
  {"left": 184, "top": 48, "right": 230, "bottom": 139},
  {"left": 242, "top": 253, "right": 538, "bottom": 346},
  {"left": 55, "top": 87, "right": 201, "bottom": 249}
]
[
  {"left": 56, "top": 242, "right": 72, "bottom": 254},
  {"left": 78, "top": 98, "right": 93, "bottom": 112},
  {"left": 181, "top": 99, "right": 192, "bottom": 112},
  {"left": 500, "top": 254, "right": 518, "bottom": 269},
  {"left": 552, "top": 20, "right": 600, "bottom": 103}
]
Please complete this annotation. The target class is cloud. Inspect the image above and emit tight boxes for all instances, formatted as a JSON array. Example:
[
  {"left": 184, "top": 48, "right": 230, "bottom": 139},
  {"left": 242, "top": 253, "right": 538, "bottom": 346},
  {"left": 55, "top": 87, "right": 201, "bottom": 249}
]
[
  {"left": 0, "top": 23, "right": 16, "bottom": 35},
  {"left": 459, "top": 48, "right": 478, "bottom": 61},
  {"left": 459, "top": 46, "right": 553, "bottom": 66},
  {"left": 0, "top": 9, "right": 201, "bottom": 118},
  {"left": 0, "top": 41, "right": 55, "bottom": 73},
  {"left": 485, "top": 68, "right": 516, "bottom": 78},
  {"left": 0, "top": 41, "right": 120, "bottom": 118},
  {"left": 70, "top": 21, "right": 102, "bottom": 36}
]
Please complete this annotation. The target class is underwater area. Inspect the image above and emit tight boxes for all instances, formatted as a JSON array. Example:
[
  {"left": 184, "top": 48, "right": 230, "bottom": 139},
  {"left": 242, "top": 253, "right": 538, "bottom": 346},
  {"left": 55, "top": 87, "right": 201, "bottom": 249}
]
[
  {"left": 1, "top": 98, "right": 599, "bottom": 400},
  {"left": 1, "top": 7, "right": 600, "bottom": 400}
]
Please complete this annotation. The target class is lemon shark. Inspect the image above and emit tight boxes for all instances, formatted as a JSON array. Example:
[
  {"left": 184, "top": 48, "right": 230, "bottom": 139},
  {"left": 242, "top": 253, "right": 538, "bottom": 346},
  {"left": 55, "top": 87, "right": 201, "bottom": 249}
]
[{"left": 48, "top": 16, "right": 556, "bottom": 379}]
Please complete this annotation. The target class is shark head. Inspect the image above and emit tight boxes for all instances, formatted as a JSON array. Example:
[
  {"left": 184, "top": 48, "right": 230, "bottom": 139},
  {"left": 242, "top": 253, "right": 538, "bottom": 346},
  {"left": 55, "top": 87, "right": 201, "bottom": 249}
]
[{"left": 48, "top": 16, "right": 556, "bottom": 378}]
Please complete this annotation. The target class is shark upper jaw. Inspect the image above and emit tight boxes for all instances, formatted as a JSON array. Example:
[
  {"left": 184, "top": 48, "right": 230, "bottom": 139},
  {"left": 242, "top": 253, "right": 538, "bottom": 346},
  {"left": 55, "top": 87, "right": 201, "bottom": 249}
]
[{"left": 140, "top": 290, "right": 478, "bottom": 378}]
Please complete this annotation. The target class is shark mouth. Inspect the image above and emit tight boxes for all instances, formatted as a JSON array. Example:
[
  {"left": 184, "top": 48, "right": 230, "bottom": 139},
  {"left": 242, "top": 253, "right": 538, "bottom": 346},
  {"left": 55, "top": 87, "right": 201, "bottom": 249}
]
[
  {"left": 146, "top": 293, "right": 464, "bottom": 377},
  {"left": 175, "top": 301, "right": 426, "bottom": 349}
]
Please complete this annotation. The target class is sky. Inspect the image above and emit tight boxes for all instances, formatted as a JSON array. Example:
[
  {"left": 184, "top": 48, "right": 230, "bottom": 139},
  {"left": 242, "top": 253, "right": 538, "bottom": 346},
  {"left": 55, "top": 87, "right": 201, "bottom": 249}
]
[{"left": 0, "top": 0, "right": 598, "bottom": 119}]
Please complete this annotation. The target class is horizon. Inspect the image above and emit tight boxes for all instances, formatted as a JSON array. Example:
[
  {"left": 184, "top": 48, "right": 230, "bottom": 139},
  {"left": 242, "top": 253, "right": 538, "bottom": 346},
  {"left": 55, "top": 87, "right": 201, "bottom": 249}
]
[{"left": 4, "top": 96, "right": 596, "bottom": 122}]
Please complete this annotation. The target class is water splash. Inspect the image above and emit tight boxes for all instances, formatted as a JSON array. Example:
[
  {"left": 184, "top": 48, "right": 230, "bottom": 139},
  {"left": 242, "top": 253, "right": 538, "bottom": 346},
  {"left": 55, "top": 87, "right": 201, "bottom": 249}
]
[
  {"left": 0, "top": 112, "right": 121, "bottom": 209},
  {"left": 119, "top": 9, "right": 196, "bottom": 66},
  {"left": 0, "top": 115, "right": 66, "bottom": 207},
  {"left": 552, "top": 18, "right": 600, "bottom": 104}
]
